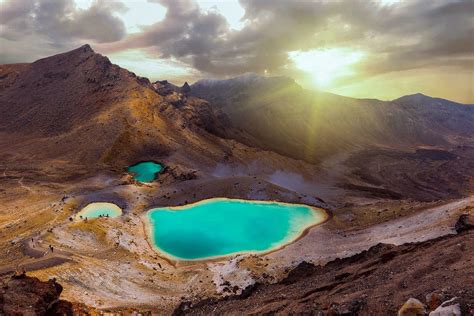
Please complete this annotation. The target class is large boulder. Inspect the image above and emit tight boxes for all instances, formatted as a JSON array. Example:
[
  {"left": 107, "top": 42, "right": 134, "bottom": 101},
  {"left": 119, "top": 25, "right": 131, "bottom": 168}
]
[
  {"left": 398, "top": 298, "right": 426, "bottom": 316},
  {"left": 429, "top": 297, "right": 461, "bottom": 316}
]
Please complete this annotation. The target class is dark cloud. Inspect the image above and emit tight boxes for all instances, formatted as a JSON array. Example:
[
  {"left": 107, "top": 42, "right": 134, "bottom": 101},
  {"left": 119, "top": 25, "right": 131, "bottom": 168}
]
[
  {"left": 104, "top": 0, "right": 472, "bottom": 80},
  {"left": 0, "top": 0, "right": 127, "bottom": 63},
  {"left": 1, "top": 0, "right": 472, "bottom": 85}
]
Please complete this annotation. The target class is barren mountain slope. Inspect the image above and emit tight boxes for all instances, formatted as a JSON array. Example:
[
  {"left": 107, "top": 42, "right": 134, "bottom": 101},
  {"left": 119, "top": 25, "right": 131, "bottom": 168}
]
[
  {"left": 0, "top": 45, "right": 237, "bottom": 174},
  {"left": 191, "top": 75, "right": 474, "bottom": 201},
  {"left": 191, "top": 75, "right": 474, "bottom": 161}
]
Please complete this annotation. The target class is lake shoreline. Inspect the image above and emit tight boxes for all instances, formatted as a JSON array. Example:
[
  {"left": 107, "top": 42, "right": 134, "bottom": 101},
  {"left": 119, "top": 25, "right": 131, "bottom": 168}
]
[
  {"left": 75, "top": 202, "right": 123, "bottom": 219},
  {"left": 142, "top": 197, "right": 330, "bottom": 263}
]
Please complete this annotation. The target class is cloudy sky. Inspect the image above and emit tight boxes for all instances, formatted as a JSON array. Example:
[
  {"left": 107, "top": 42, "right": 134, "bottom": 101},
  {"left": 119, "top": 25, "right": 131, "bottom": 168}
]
[{"left": 1, "top": 0, "right": 473, "bottom": 103}]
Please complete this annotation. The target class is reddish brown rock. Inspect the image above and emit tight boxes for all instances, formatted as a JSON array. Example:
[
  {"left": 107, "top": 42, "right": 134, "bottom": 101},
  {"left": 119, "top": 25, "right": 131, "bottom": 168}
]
[
  {"left": 426, "top": 292, "right": 444, "bottom": 311},
  {"left": 0, "top": 273, "right": 72, "bottom": 315}
]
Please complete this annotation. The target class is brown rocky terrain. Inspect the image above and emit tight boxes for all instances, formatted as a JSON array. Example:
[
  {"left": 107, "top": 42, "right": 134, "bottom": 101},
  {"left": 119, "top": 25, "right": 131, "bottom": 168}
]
[
  {"left": 0, "top": 46, "right": 473, "bottom": 315},
  {"left": 0, "top": 44, "right": 239, "bottom": 172},
  {"left": 2, "top": 214, "right": 471, "bottom": 315},
  {"left": 0, "top": 272, "right": 94, "bottom": 315},
  {"left": 174, "top": 214, "right": 474, "bottom": 315},
  {"left": 191, "top": 75, "right": 474, "bottom": 202},
  {"left": 0, "top": 273, "right": 72, "bottom": 315}
]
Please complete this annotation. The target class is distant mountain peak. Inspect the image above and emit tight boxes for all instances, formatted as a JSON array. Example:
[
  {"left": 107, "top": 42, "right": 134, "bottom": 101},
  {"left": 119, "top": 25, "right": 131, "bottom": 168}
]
[
  {"left": 32, "top": 44, "right": 99, "bottom": 67},
  {"left": 393, "top": 93, "right": 430, "bottom": 102},
  {"left": 66, "top": 44, "right": 97, "bottom": 58},
  {"left": 78, "top": 44, "right": 94, "bottom": 53},
  {"left": 411, "top": 92, "right": 428, "bottom": 97},
  {"left": 393, "top": 92, "right": 467, "bottom": 107},
  {"left": 192, "top": 73, "right": 298, "bottom": 91},
  {"left": 181, "top": 81, "right": 191, "bottom": 95}
]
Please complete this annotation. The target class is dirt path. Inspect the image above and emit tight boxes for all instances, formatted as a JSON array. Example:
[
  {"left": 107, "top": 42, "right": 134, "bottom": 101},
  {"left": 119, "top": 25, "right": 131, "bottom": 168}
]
[
  {"left": 0, "top": 237, "right": 72, "bottom": 276},
  {"left": 17, "top": 176, "right": 34, "bottom": 192}
]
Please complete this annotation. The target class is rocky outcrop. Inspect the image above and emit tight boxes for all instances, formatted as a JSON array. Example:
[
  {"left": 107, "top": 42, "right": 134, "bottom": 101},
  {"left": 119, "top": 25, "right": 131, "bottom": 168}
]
[
  {"left": 455, "top": 213, "right": 474, "bottom": 233},
  {"left": 152, "top": 79, "right": 180, "bottom": 95},
  {"left": 0, "top": 273, "right": 72, "bottom": 315},
  {"left": 181, "top": 82, "right": 191, "bottom": 95},
  {"left": 158, "top": 164, "right": 198, "bottom": 185},
  {"left": 281, "top": 261, "right": 317, "bottom": 284}
]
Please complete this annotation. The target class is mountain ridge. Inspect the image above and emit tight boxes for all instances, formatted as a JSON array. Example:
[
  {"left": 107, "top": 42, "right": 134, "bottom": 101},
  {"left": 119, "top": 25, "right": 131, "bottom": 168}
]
[
  {"left": 1, "top": 47, "right": 469, "bottom": 106},
  {"left": 393, "top": 92, "right": 472, "bottom": 107},
  {"left": 190, "top": 74, "right": 474, "bottom": 162},
  {"left": 193, "top": 74, "right": 472, "bottom": 106},
  {"left": 0, "top": 45, "right": 237, "bottom": 171}
]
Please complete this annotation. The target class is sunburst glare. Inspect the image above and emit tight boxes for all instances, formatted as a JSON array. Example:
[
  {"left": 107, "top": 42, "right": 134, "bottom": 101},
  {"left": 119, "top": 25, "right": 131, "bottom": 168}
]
[{"left": 289, "top": 48, "right": 365, "bottom": 89}]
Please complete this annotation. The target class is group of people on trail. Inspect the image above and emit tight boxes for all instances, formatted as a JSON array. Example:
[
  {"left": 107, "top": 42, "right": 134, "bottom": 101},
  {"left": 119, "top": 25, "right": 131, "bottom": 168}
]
[
  {"left": 28, "top": 237, "right": 54, "bottom": 254},
  {"left": 78, "top": 214, "right": 109, "bottom": 221}
]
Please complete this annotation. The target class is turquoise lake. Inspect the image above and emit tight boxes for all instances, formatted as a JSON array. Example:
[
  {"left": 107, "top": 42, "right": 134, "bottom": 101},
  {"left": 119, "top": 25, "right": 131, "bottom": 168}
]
[
  {"left": 76, "top": 202, "right": 122, "bottom": 219},
  {"left": 146, "top": 198, "right": 327, "bottom": 260},
  {"left": 127, "top": 161, "right": 163, "bottom": 182}
]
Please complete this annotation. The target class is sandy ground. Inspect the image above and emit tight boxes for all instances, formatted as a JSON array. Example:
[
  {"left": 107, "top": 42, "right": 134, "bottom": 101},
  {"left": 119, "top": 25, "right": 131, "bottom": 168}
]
[
  {"left": 1, "top": 161, "right": 472, "bottom": 314},
  {"left": 0, "top": 139, "right": 472, "bottom": 314}
]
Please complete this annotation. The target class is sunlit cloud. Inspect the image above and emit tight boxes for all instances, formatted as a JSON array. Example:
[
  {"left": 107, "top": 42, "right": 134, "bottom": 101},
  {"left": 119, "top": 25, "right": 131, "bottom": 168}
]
[
  {"left": 106, "top": 49, "right": 200, "bottom": 84},
  {"left": 376, "top": 0, "right": 401, "bottom": 7},
  {"left": 121, "top": 0, "right": 167, "bottom": 34},
  {"left": 196, "top": 0, "right": 245, "bottom": 30},
  {"left": 75, "top": 0, "right": 167, "bottom": 34},
  {"left": 0, "top": 0, "right": 473, "bottom": 102},
  {"left": 288, "top": 49, "right": 365, "bottom": 89}
]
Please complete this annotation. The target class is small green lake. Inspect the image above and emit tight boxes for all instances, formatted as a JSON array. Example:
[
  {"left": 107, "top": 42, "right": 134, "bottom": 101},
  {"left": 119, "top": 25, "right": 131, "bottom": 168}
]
[
  {"left": 127, "top": 161, "right": 163, "bottom": 182},
  {"left": 76, "top": 202, "right": 122, "bottom": 219},
  {"left": 146, "top": 198, "right": 327, "bottom": 260}
]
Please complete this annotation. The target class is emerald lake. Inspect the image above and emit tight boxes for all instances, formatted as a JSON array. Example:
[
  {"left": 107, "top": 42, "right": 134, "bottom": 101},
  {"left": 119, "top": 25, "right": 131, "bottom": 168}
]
[
  {"left": 127, "top": 161, "right": 163, "bottom": 182},
  {"left": 76, "top": 202, "right": 122, "bottom": 219},
  {"left": 146, "top": 198, "right": 327, "bottom": 260}
]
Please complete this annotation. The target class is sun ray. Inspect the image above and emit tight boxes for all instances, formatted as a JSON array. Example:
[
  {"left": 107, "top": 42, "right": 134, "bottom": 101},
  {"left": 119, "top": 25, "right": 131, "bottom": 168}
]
[{"left": 289, "top": 48, "right": 365, "bottom": 89}]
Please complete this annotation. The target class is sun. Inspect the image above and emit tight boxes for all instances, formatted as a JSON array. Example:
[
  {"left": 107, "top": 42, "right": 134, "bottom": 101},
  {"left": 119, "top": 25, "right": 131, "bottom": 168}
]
[{"left": 289, "top": 48, "right": 365, "bottom": 89}]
